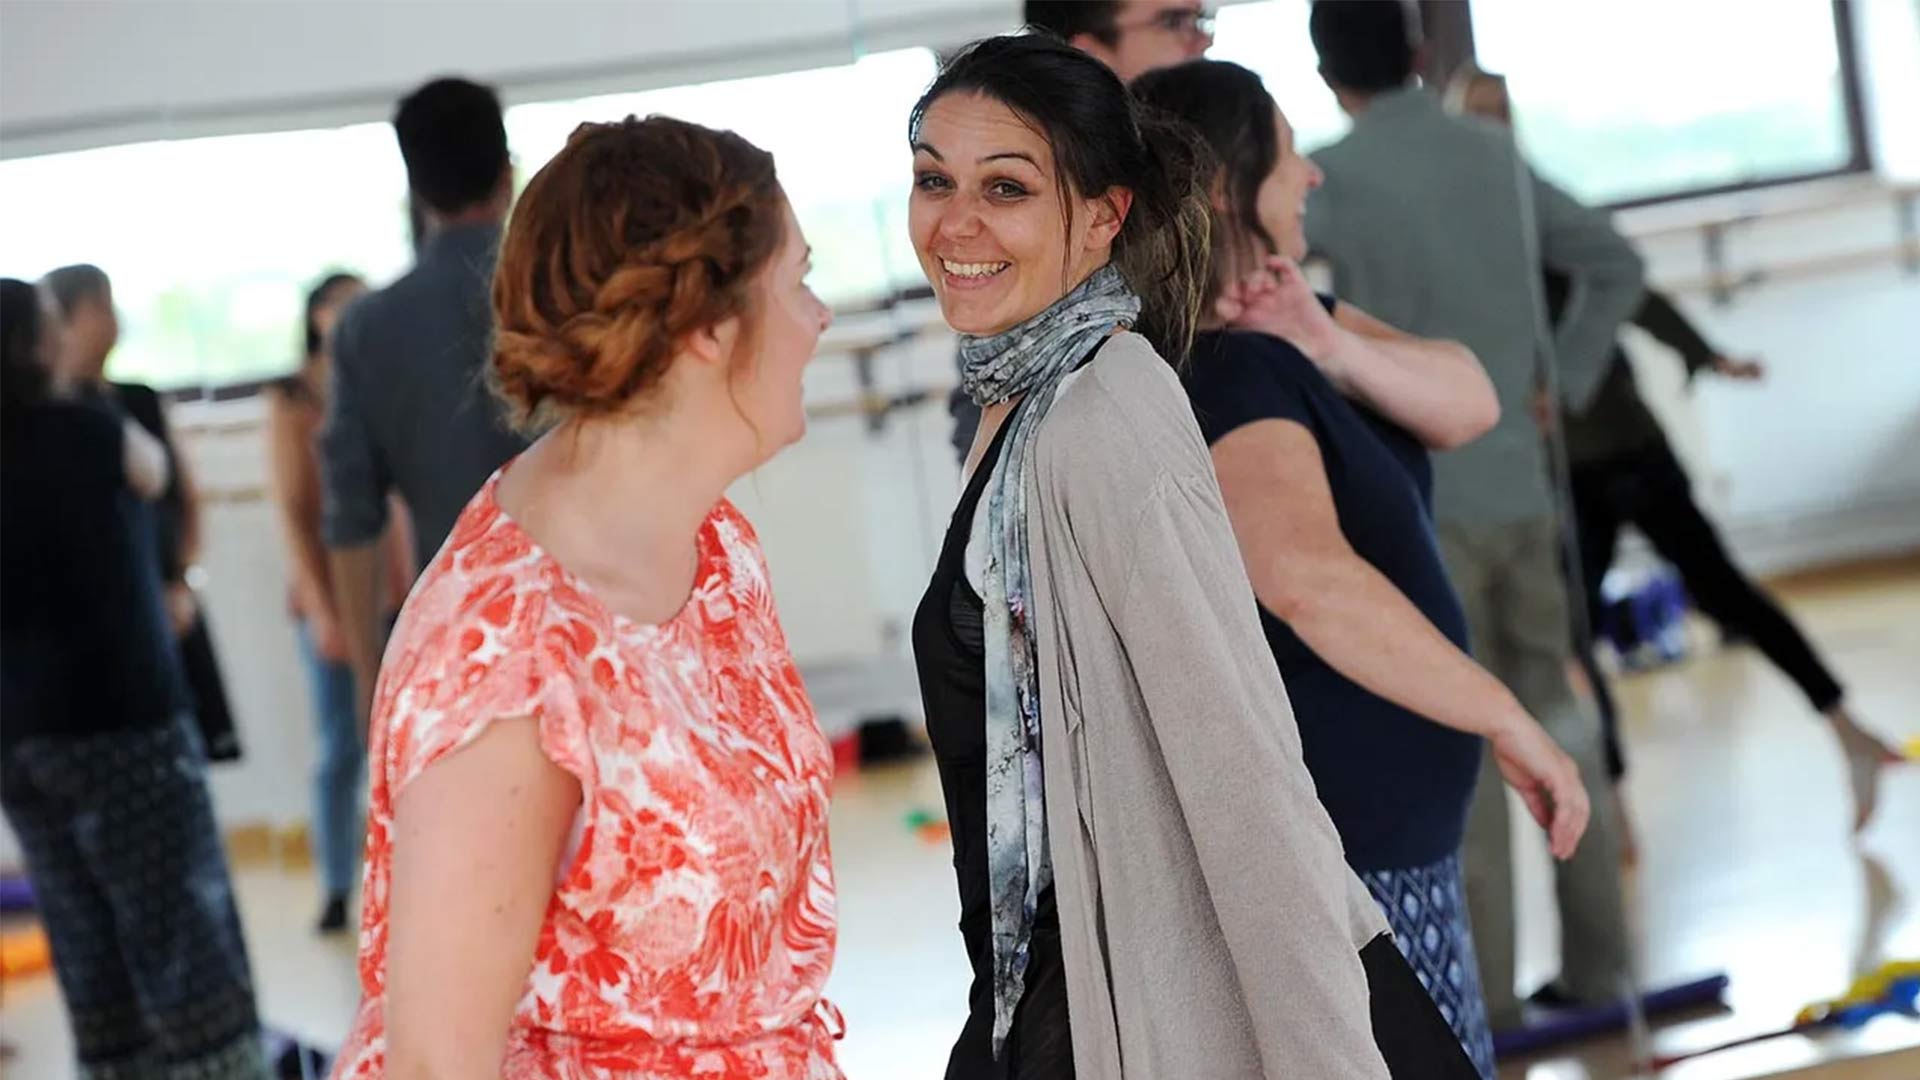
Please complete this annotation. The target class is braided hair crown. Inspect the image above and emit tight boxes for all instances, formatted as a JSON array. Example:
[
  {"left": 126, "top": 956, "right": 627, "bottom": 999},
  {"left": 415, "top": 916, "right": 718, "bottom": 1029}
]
[{"left": 490, "top": 115, "right": 785, "bottom": 429}]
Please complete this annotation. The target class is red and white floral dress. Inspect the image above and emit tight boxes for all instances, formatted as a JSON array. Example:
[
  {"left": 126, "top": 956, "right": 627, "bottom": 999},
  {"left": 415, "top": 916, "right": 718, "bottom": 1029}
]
[{"left": 332, "top": 469, "right": 841, "bottom": 1079}]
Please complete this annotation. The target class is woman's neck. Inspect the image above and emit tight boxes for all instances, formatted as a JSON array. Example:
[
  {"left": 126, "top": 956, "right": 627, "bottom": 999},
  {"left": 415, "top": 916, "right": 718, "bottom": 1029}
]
[
  {"left": 1197, "top": 268, "right": 1238, "bottom": 333},
  {"left": 503, "top": 411, "right": 749, "bottom": 621}
]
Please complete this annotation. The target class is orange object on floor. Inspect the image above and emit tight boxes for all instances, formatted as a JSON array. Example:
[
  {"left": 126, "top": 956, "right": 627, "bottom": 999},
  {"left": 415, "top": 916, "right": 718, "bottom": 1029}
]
[{"left": 0, "top": 923, "right": 51, "bottom": 978}]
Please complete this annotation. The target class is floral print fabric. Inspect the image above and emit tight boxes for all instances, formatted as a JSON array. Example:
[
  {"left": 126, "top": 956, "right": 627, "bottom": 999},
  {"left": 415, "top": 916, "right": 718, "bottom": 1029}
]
[{"left": 332, "top": 469, "right": 841, "bottom": 1079}]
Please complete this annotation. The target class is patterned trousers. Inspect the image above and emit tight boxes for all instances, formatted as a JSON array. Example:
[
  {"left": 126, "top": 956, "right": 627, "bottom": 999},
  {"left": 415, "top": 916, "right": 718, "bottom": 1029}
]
[
  {"left": 1362, "top": 853, "right": 1497, "bottom": 1080},
  {"left": 1, "top": 718, "right": 268, "bottom": 1080}
]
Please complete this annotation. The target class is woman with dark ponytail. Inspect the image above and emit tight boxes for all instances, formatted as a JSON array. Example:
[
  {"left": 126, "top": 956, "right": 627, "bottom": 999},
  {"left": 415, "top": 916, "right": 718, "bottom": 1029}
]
[
  {"left": 907, "top": 34, "right": 1473, "bottom": 1079},
  {"left": 1134, "top": 58, "right": 1594, "bottom": 1078}
]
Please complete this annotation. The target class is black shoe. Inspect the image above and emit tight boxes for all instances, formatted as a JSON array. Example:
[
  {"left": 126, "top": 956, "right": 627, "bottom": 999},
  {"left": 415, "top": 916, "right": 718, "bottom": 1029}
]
[
  {"left": 1527, "top": 982, "right": 1588, "bottom": 1010},
  {"left": 273, "top": 1041, "right": 329, "bottom": 1079},
  {"left": 856, "top": 715, "right": 929, "bottom": 765},
  {"left": 316, "top": 894, "right": 349, "bottom": 935}
]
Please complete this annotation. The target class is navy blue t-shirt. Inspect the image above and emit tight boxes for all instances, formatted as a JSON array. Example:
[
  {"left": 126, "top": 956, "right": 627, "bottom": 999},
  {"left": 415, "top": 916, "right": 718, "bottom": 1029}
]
[{"left": 1185, "top": 322, "right": 1482, "bottom": 872}]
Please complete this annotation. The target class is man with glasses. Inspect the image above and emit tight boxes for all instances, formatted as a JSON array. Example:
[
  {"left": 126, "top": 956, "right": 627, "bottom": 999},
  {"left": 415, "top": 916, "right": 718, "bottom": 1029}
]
[{"left": 1026, "top": 1, "right": 1215, "bottom": 82}]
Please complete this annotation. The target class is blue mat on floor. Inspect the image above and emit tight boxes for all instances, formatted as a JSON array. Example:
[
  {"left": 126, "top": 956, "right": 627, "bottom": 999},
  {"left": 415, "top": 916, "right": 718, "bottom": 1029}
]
[{"left": 1493, "top": 974, "right": 1730, "bottom": 1058}]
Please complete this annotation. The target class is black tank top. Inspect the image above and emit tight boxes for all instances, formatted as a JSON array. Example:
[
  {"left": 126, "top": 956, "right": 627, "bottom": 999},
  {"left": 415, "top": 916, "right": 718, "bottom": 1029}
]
[{"left": 911, "top": 410, "right": 1074, "bottom": 1079}]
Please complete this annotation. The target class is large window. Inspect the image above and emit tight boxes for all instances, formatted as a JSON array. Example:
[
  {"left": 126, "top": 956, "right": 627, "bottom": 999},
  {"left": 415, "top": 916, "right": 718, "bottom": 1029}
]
[
  {"left": 0, "top": 47, "right": 938, "bottom": 392},
  {"left": 0, "top": 125, "right": 413, "bottom": 390},
  {"left": 1471, "top": 0, "right": 1861, "bottom": 205}
]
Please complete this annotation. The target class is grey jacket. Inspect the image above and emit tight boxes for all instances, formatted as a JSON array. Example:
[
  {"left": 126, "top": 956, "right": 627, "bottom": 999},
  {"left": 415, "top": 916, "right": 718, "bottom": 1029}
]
[
  {"left": 1027, "top": 333, "right": 1391, "bottom": 1078},
  {"left": 1306, "top": 87, "right": 1645, "bottom": 527}
]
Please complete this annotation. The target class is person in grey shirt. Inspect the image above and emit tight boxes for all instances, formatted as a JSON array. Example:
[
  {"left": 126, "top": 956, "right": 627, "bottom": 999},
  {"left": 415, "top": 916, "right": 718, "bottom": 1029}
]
[
  {"left": 322, "top": 77, "right": 530, "bottom": 723},
  {"left": 1304, "top": 0, "right": 1645, "bottom": 1027}
]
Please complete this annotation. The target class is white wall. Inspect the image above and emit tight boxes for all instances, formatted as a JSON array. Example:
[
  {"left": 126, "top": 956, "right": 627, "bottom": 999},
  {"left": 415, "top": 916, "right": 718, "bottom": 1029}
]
[{"left": 1618, "top": 182, "right": 1920, "bottom": 574}]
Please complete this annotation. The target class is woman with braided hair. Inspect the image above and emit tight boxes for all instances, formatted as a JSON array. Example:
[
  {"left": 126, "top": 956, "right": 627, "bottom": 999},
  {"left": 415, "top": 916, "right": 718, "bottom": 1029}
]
[{"left": 331, "top": 115, "right": 841, "bottom": 1080}]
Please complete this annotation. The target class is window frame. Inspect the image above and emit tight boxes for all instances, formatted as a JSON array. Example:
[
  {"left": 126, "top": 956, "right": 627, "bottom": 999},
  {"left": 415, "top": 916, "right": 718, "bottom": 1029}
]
[{"left": 1460, "top": 0, "right": 1871, "bottom": 210}]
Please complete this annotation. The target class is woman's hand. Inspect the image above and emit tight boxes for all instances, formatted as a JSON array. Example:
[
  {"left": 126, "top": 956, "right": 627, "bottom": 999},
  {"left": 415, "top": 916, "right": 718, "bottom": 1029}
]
[
  {"left": 1215, "top": 257, "right": 1344, "bottom": 377},
  {"left": 1488, "top": 710, "right": 1590, "bottom": 860},
  {"left": 1710, "top": 355, "right": 1765, "bottom": 380},
  {"left": 165, "top": 582, "right": 199, "bottom": 638}
]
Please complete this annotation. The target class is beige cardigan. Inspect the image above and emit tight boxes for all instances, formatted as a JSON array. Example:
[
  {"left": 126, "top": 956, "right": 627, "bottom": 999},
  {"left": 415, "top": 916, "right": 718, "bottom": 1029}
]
[{"left": 1027, "top": 332, "right": 1392, "bottom": 1078}]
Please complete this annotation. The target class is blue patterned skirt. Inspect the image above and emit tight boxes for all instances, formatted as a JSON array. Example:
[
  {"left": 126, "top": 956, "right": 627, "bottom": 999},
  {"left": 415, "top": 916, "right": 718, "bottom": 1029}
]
[{"left": 1361, "top": 852, "right": 1497, "bottom": 1079}]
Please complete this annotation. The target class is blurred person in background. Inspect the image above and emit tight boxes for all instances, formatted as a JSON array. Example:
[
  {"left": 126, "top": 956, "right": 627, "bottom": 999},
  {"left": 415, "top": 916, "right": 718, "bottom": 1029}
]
[
  {"left": 1024, "top": 0, "right": 1215, "bottom": 82},
  {"left": 44, "top": 263, "right": 243, "bottom": 766},
  {"left": 321, "top": 76, "right": 529, "bottom": 727},
  {"left": 1304, "top": 0, "right": 1644, "bottom": 1024},
  {"left": 1135, "top": 58, "right": 1596, "bottom": 1076},
  {"left": 2, "top": 277, "right": 268, "bottom": 1080},
  {"left": 1451, "top": 68, "right": 1905, "bottom": 833},
  {"left": 266, "top": 271, "right": 413, "bottom": 934}
]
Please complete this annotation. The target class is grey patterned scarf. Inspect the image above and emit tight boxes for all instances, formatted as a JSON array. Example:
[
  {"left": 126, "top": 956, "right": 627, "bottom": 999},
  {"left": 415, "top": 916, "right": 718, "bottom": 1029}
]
[{"left": 958, "top": 263, "right": 1141, "bottom": 1057}]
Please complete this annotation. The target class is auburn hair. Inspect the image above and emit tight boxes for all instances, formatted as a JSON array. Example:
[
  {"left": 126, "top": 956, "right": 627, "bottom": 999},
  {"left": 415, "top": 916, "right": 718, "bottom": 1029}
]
[{"left": 490, "top": 115, "right": 785, "bottom": 429}]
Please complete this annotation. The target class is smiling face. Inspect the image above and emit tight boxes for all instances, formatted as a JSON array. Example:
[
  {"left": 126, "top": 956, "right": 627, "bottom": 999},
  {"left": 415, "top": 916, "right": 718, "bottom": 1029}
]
[
  {"left": 908, "top": 92, "right": 1127, "bottom": 336},
  {"left": 1251, "top": 106, "right": 1322, "bottom": 264}
]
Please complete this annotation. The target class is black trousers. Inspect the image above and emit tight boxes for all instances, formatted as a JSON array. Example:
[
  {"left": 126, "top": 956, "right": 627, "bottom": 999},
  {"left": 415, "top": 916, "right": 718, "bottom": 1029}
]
[
  {"left": 945, "top": 931, "right": 1478, "bottom": 1078},
  {"left": 1366, "top": 932, "right": 1486, "bottom": 1078},
  {"left": 944, "top": 918, "right": 1074, "bottom": 1080},
  {"left": 1571, "top": 443, "right": 1844, "bottom": 720}
]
